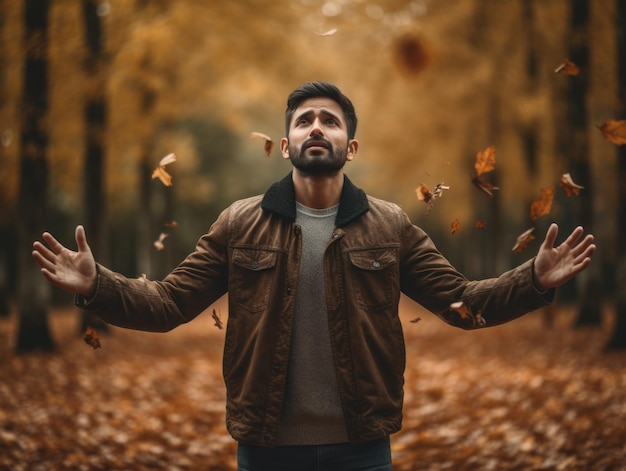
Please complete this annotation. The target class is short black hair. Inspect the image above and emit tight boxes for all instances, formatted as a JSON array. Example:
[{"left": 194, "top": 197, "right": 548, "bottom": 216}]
[{"left": 285, "top": 81, "right": 358, "bottom": 140}]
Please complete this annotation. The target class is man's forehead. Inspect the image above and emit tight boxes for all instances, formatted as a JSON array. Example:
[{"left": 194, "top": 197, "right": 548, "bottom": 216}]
[{"left": 294, "top": 97, "right": 343, "bottom": 115}]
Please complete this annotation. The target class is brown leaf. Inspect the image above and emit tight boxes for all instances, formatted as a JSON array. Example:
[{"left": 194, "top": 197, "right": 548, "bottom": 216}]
[
  {"left": 597, "top": 119, "right": 626, "bottom": 146},
  {"left": 554, "top": 58, "right": 580, "bottom": 76},
  {"left": 471, "top": 176, "right": 500, "bottom": 198},
  {"left": 250, "top": 132, "right": 274, "bottom": 157},
  {"left": 512, "top": 227, "right": 535, "bottom": 253},
  {"left": 211, "top": 309, "right": 224, "bottom": 330},
  {"left": 151, "top": 153, "right": 177, "bottom": 187},
  {"left": 83, "top": 327, "right": 101, "bottom": 350},
  {"left": 449, "top": 301, "right": 471, "bottom": 320},
  {"left": 415, "top": 182, "right": 450, "bottom": 212},
  {"left": 474, "top": 145, "right": 496, "bottom": 177},
  {"left": 560, "top": 173, "right": 584, "bottom": 197},
  {"left": 164, "top": 221, "right": 179, "bottom": 228},
  {"left": 450, "top": 219, "right": 460, "bottom": 234},
  {"left": 475, "top": 219, "right": 486, "bottom": 229},
  {"left": 530, "top": 187, "right": 554, "bottom": 221},
  {"left": 153, "top": 233, "right": 168, "bottom": 251}
]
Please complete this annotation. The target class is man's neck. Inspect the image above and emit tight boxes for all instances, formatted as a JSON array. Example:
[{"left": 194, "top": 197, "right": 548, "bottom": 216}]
[{"left": 291, "top": 170, "right": 344, "bottom": 209}]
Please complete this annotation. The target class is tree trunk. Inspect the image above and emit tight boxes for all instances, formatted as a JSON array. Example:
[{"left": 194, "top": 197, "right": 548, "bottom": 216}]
[
  {"left": 16, "top": 0, "right": 54, "bottom": 353},
  {"left": 79, "top": 0, "right": 109, "bottom": 333},
  {"left": 567, "top": 0, "right": 603, "bottom": 327},
  {"left": 605, "top": 0, "right": 626, "bottom": 350}
]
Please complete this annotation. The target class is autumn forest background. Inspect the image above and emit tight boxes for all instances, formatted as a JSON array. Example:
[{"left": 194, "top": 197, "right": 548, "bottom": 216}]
[{"left": 1, "top": 0, "right": 626, "bottom": 469}]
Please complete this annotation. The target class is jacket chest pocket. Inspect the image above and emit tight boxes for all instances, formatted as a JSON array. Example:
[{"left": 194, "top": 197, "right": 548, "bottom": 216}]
[
  {"left": 231, "top": 248, "right": 278, "bottom": 313},
  {"left": 347, "top": 248, "right": 397, "bottom": 311}
]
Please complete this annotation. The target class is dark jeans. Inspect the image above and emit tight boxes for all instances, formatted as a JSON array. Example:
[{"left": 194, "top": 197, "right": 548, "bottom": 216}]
[{"left": 237, "top": 437, "right": 393, "bottom": 471}]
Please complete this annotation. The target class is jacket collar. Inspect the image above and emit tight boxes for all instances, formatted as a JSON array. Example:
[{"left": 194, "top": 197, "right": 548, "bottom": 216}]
[{"left": 261, "top": 171, "right": 370, "bottom": 227}]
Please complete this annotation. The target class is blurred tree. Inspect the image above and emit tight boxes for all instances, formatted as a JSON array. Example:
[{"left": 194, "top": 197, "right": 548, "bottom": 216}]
[
  {"left": 79, "top": 0, "right": 110, "bottom": 333},
  {"left": 566, "top": 0, "right": 602, "bottom": 327},
  {"left": 605, "top": 0, "right": 626, "bottom": 350},
  {"left": 16, "top": 0, "right": 54, "bottom": 352}
]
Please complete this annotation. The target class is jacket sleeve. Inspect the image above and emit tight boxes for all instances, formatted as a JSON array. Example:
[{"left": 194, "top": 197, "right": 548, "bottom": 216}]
[
  {"left": 399, "top": 212, "right": 554, "bottom": 330},
  {"left": 75, "top": 207, "right": 231, "bottom": 332}
]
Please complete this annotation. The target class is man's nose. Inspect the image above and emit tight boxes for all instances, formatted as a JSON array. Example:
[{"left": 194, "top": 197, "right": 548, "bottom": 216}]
[{"left": 309, "top": 119, "right": 324, "bottom": 136}]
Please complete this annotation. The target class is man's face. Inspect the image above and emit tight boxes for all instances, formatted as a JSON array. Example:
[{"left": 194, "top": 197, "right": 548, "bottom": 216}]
[{"left": 281, "top": 97, "right": 358, "bottom": 178}]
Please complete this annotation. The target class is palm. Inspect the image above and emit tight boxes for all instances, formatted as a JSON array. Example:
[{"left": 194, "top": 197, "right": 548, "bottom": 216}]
[
  {"left": 32, "top": 225, "right": 97, "bottom": 296},
  {"left": 533, "top": 224, "right": 595, "bottom": 291}
]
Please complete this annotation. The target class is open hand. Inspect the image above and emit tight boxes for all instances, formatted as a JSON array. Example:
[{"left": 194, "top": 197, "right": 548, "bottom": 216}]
[
  {"left": 32, "top": 225, "right": 97, "bottom": 297},
  {"left": 533, "top": 223, "right": 596, "bottom": 291}
]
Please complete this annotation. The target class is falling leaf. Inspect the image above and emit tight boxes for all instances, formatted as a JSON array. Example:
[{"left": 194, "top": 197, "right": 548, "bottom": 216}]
[
  {"left": 475, "top": 219, "right": 486, "bottom": 229},
  {"left": 530, "top": 187, "right": 554, "bottom": 221},
  {"left": 449, "top": 301, "right": 486, "bottom": 326},
  {"left": 554, "top": 58, "right": 580, "bottom": 76},
  {"left": 315, "top": 28, "right": 338, "bottom": 36},
  {"left": 250, "top": 132, "right": 274, "bottom": 157},
  {"left": 409, "top": 317, "right": 421, "bottom": 324},
  {"left": 597, "top": 119, "right": 626, "bottom": 146},
  {"left": 512, "top": 227, "right": 535, "bottom": 253},
  {"left": 164, "top": 221, "right": 179, "bottom": 228},
  {"left": 211, "top": 309, "right": 224, "bottom": 330},
  {"left": 450, "top": 219, "right": 460, "bottom": 234},
  {"left": 471, "top": 145, "right": 499, "bottom": 197},
  {"left": 560, "top": 173, "right": 584, "bottom": 197},
  {"left": 450, "top": 301, "right": 471, "bottom": 320},
  {"left": 83, "top": 327, "right": 101, "bottom": 350},
  {"left": 151, "top": 153, "right": 177, "bottom": 187},
  {"left": 474, "top": 145, "right": 496, "bottom": 176},
  {"left": 415, "top": 182, "right": 450, "bottom": 212},
  {"left": 153, "top": 233, "right": 168, "bottom": 251}
]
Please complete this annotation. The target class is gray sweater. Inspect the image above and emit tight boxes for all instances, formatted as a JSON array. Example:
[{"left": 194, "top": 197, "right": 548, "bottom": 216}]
[{"left": 276, "top": 203, "right": 348, "bottom": 445}]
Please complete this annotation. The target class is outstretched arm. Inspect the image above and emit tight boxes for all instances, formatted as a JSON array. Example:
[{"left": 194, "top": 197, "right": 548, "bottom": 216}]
[
  {"left": 32, "top": 225, "right": 97, "bottom": 297},
  {"left": 533, "top": 223, "right": 596, "bottom": 292}
]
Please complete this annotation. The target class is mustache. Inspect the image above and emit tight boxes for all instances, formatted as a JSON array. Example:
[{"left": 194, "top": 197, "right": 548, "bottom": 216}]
[{"left": 302, "top": 136, "right": 331, "bottom": 149}]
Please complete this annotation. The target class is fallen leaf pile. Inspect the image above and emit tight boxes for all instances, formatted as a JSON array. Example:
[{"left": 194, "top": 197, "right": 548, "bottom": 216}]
[{"left": 1, "top": 303, "right": 625, "bottom": 470}]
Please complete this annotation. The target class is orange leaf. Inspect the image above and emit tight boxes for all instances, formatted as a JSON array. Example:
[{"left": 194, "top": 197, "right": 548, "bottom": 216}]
[
  {"left": 560, "top": 173, "right": 584, "bottom": 197},
  {"left": 415, "top": 182, "right": 449, "bottom": 213},
  {"left": 475, "top": 219, "right": 486, "bottom": 229},
  {"left": 153, "top": 232, "right": 168, "bottom": 251},
  {"left": 83, "top": 327, "right": 101, "bottom": 350},
  {"left": 151, "top": 153, "right": 177, "bottom": 187},
  {"left": 164, "top": 221, "right": 179, "bottom": 228},
  {"left": 554, "top": 58, "right": 580, "bottom": 76},
  {"left": 450, "top": 219, "right": 460, "bottom": 234},
  {"left": 530, "top": 187, "right": 554, "bottom": 221},
  {"left": 450, "top": 301, "right": 471, "bottom": 319},
  {"left": 250, "top": 132, "right": 274, "bottom": 157},
  {"left": 474, "top": 145, "right": 496, "bottom": 176},
  {"left": 212, "top": 309, "right": 224, "bottom": 330},
  {"left": 512, "top": 227, "right": 535, "bottom": 253},
  {"left": 597, "top": 119, "right": 626, "bottom": 146}
]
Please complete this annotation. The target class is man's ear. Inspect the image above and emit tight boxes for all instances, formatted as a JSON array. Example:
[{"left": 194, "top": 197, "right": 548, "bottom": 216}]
[
  {"left": 347, "top": 139, "right": 359, "bottom": 161},
  {"left": 280, "top": 137, "right": 290, "bottom": 160}
]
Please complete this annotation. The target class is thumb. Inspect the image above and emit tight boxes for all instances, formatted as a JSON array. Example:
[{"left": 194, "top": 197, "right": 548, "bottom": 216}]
[
  {"left": 75, "top": 225, "right": 91, "bottom": 253},
  {"left": 542, "top": 223, "right": 558, "bottom": 250}
]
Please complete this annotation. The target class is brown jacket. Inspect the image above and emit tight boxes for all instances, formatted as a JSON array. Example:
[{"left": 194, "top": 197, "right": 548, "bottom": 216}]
[{"left": 79, "top": 173, "right": 553, "bottom": 446}]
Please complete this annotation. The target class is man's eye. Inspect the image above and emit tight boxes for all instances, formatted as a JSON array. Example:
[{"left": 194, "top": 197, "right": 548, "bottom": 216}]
[
  {"left": 326, "top": 119, "right": 338, "bottom": 126},
  {"left": 296, "top": 118, "right": 309, "bottom": 126}
]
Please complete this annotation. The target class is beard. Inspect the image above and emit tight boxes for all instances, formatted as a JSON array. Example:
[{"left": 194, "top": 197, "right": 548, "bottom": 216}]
[{"left": 287, "top": 137, "right": 349, "bottom": 178}]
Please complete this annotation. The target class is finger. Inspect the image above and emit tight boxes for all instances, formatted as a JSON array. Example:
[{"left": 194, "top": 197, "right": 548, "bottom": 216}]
[
  {"left": 75, "top": 225, "right": 90, "bottom": 253},
  {"left": 542, "top": 223, "right": 558, "bottom": 249},
  {"left": 571, "top": 234, "right": 595, "bottom": 258},
  {"left": 41, "top": 231, "right": 66, "bottom": 255},
  {"left": 32, "top": 240, "right": 58, "bottom": 264},
  {"left": 32, "top": 249, "right": 57, "bottom": 273},
  {"left": 562, "top": 226, "right": 584, "bottom": 248}
]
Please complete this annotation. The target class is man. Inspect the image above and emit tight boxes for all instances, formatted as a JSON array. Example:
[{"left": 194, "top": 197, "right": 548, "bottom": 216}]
[{"left": 32, "top": 81, "right": 596, "bottom": 471}]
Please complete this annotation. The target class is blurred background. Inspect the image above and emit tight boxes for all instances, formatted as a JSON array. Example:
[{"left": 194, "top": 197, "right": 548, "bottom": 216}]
[{"left": 0, "top": 0, "right": 624, "bottom": 352}]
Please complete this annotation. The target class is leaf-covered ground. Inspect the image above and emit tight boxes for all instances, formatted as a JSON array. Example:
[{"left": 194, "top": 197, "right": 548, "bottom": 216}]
[{"left": 1, "top": 299, "right": 625, "bottom": 471}]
